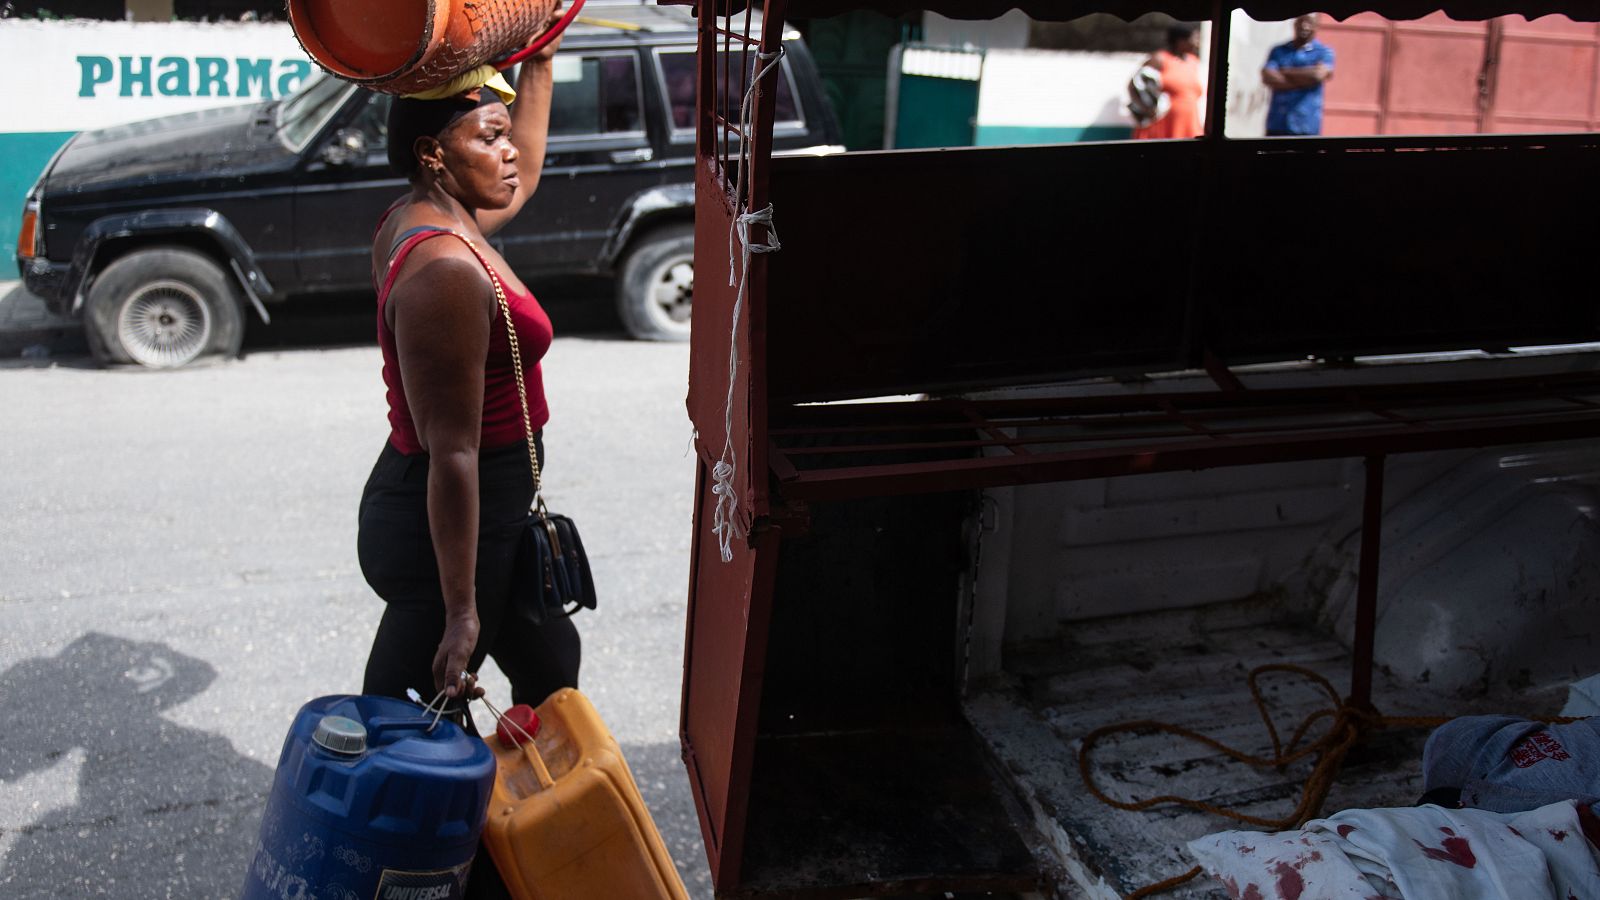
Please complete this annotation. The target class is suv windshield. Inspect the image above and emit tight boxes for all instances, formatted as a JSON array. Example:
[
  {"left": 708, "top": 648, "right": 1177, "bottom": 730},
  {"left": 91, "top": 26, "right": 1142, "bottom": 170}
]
[{"left": 276, "top": 73, "right": 354, "bottom": 152}]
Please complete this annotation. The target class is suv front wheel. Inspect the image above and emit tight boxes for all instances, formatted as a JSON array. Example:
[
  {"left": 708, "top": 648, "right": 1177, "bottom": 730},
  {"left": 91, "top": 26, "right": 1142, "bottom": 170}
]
[
  {"left": 85, "top": 247, "right": 245, "bottom": 368},
  {"left": 617, "top": 223, "right": 693, "bottom": 342}
]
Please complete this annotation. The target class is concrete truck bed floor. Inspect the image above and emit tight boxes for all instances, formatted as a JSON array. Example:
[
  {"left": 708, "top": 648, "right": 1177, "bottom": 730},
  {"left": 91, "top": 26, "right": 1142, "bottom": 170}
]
[{"left": 963, "top": 597, "right": 1553, "bottom": 899}]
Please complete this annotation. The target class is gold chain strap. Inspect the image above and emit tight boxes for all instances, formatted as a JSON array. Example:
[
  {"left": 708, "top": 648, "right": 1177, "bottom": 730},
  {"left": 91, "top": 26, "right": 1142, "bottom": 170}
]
[{"left": 452, "top": 232, "right": 544, "bottom": 508}]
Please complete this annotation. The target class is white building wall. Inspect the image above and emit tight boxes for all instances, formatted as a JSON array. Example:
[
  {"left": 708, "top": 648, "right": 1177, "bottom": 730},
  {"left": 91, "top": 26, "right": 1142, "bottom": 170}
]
[
  {"left": 1224, "top": 12, "right": 1294, "bottom": 137},
  {"left": 0, "top": 20, "right": 313, "bottom": 251},
  {"left": 974, "top": 49, "right": 1147, "bottom": 143}
]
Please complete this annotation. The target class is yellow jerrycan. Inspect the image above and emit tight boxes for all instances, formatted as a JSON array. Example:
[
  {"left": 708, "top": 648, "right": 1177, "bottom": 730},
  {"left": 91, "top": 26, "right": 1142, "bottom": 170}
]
[{"left": 482, "top": 689, "right": 690, "bottom": 900}]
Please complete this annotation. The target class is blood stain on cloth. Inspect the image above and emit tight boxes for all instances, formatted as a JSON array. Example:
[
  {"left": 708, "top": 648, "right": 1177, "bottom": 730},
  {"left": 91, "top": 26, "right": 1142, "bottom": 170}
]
[
  {"left": 1337, "top": 824, "right": 1357, "bottom": 838},
  {"left": 1271, "top": 860, "right": 1305, "bottom": 900},
  {"left": 1224, "top": 877, "right": 1266, "bottom": 900},
  {"left": 1549, "top": 829, "right": 1569, "bottom": 842},
  {"left": 1412, "top": 827, "right": 1477, "bottom": 868}
]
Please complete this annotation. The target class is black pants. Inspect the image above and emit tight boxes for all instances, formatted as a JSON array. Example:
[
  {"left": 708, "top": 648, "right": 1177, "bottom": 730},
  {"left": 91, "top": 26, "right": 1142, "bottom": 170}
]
[{"left": 357, "top": 436, "right": 580, "bottom": 710}]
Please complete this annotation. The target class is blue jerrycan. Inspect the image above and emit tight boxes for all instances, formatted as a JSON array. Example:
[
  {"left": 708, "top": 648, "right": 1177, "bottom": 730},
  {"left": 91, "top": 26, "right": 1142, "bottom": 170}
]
[{"left": 241, "top": 694, "right": 496, "bottom": 900}]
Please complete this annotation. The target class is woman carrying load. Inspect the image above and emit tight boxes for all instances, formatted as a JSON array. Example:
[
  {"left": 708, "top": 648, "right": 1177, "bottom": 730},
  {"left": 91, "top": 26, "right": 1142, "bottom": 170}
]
[
  {"left": 357, "top": 20, "right": 580, "bottom": 717},
  {"left": 1131, "top": 23, "right": 1206, "bottom": 140}
]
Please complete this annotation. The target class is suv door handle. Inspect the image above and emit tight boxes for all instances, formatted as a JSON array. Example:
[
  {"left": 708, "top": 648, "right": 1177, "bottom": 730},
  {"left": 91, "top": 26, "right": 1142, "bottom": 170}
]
[{"left": 609, "top": 147, "right": 654, "bottom": 164}]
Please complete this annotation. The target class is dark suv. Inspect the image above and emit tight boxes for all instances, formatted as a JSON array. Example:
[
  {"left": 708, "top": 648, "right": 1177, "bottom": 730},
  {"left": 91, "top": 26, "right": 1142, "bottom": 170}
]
[{"left": 14, "top": 4, "right": 840, "bottom": 366}]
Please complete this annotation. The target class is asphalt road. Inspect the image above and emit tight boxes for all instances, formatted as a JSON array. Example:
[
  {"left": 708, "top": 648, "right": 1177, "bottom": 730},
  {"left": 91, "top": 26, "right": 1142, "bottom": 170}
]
[{"left": 0, "top": 307, "right": 710, "bottom": 896}]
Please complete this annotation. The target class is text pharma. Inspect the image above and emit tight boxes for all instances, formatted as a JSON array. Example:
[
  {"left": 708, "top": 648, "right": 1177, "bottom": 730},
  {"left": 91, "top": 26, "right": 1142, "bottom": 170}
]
[{"left": 78, "top": 56, "right": 314, "bottom": 99}]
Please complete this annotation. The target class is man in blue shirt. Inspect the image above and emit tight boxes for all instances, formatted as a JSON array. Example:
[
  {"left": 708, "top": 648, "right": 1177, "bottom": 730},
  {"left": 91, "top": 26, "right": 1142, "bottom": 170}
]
[{"left": 1262, "top": 14, "right": 1336, "bottom": 135}]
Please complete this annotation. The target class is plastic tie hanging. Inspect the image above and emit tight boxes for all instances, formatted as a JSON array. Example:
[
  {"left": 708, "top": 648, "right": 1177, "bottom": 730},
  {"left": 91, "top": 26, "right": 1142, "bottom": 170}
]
[{"left": 711, "top": 46, "right": 785, "bottom": 564}]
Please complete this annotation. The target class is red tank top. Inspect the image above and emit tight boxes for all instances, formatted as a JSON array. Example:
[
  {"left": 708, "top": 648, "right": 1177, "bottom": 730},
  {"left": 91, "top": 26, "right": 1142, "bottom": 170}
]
[{"left": 376, "top": 228, "right": 552, "bottom": 456}]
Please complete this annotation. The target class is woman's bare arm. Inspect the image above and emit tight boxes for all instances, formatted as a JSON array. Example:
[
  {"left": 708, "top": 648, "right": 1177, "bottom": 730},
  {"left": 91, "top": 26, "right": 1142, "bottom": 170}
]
[{"left": 390, "top": 243, "right": 497, "bottom": 697}]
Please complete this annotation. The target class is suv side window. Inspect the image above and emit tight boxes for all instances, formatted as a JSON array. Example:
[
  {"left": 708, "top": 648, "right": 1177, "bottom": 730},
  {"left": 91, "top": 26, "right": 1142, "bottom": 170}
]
[
  {"left": 349, "top": 92, "right": 391, "bottom": 149},
  {"left": 656, "top": 48, "right": 804, "bottom": 142},
  {"left": 549, "top": 51, "right": 646, "bottom": 139}
]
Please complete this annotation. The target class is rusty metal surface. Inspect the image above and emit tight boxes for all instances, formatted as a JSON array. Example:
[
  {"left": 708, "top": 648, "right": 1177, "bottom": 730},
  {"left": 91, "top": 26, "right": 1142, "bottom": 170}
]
[
  {"left": 1488, "top": 16, "right": 1600, "bottom": 131},
  {"left": 679, "top": 458, "right": 785, "bottom": 888},
  {"left": 1323, "top": 13, "right": 1600, "bottom": 136},
  {"left": 687, "top": 0, "right": 789, "bottom": 526},
  {"left": 1383, "top": 14, "right": 1492, "bottom": 134},
  {"left": 768, "top": 369, "right": 1600, "bottom": 500},
  {"left": 683, "top": 0, "right": 794, "bottom": 891},
  {"left": 687, "top": 162, "right": 764, "bottom": 529}
]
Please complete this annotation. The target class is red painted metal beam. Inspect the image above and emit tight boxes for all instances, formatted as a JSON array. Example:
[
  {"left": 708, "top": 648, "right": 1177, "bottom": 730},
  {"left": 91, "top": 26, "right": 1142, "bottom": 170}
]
[{"left": 772, "top": 409, "right": 1600, "bottom": 501}]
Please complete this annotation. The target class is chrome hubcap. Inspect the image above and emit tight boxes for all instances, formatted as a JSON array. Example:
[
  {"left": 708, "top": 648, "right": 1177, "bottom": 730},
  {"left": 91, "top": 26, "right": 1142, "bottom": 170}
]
[
  {"left": 648, "top": 258, "right": 694, "bottom": 325},
  {"left": 117, "top": 280, "right": 211, "bottom": 368}
]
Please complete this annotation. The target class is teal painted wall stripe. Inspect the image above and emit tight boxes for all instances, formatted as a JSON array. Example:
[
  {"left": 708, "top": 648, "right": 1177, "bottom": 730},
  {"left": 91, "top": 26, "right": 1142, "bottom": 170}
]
[
  {"left": 895, "top": 75, "right": 980, "bottom": 149},
  {"left": 974, "top": 124, "right": 1133, "bottom": 146},
  {"left": 0, "top": 132, "right": 76, "bottom": 264}
]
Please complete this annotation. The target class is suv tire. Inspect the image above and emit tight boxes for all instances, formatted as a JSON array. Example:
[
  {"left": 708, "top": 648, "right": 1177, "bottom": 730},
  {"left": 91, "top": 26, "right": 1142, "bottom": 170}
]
[
  {"left": 85, "top": 247, "right": 245, "bottom": 368},
  {"left": 617, "top": 223, "right": 694, "bottom": 342}
]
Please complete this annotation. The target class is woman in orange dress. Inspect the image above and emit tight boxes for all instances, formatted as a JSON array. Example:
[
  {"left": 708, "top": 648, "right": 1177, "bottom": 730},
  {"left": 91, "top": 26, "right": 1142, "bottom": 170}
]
[{"left": 1133, "top": 24, "right": 1205, "bottom": 140}]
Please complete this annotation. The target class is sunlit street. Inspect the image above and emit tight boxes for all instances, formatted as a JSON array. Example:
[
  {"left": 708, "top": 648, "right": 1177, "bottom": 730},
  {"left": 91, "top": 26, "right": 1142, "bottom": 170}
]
[{"left": 0, "top": 319, "right": 710, "bottom": 898}]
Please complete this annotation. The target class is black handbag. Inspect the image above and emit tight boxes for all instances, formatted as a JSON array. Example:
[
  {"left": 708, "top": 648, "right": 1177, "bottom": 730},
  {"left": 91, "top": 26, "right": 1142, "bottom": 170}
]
[
  {"left": 459, "top": 232, "right": 597, "bottom": 626},
  {"left": 511, "top": 501, "right": 597, "bottom": 624}
]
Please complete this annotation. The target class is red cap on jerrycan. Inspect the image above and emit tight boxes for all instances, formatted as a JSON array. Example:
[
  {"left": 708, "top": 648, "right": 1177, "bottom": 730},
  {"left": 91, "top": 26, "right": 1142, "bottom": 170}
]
[{"left": 496, "top": 704, "right": 541, "bottom": 746}]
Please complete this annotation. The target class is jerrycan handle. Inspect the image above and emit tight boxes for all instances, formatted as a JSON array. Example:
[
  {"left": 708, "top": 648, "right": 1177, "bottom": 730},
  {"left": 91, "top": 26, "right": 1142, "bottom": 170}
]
[
  {"left": 364, "top": 714, "right": 445, "bottom": 743},
  {"left": 481, "top": 697, "right": 557, "bottom": 790}
]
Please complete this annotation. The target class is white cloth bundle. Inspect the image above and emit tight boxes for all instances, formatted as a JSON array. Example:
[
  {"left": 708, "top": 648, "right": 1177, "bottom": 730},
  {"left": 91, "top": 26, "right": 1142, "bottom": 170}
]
[{"left": 1188, "top": 800, "right": 1600, "bottom": 900}]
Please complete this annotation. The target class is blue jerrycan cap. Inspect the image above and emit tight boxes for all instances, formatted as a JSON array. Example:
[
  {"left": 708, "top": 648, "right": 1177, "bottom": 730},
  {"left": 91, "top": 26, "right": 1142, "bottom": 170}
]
[{"left": 312, "top": 714, "right": 368, "bottom": 755}]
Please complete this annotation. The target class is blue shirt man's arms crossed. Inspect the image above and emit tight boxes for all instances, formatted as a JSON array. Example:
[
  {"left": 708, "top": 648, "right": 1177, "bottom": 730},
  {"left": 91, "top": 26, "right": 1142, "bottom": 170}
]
[{"left": 1263, "top": 14, "right": 1336, "bottom": 135}]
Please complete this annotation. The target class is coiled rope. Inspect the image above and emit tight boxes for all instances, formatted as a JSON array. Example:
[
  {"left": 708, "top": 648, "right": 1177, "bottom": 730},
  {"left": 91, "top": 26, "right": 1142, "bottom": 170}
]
[
  {"left": 1079, "top": 663, "right": 1453, "bottom": 899},
  {"left": 1081, "top": 663, "right": 1586, "bottom": 898}
]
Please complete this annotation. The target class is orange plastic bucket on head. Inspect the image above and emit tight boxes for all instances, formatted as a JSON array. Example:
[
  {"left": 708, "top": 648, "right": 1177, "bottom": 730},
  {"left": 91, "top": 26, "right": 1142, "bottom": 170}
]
[{"left": 288, "top": 0, "right": 561, "bottom": 95}]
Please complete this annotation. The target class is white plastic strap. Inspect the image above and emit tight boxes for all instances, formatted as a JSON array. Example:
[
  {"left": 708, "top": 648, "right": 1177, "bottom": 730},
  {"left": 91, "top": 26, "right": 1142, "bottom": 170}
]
[
  {"left": 417, "top": 687, "right": 456, "bottom": 732},
  {"left": 478, "top": 695, "right": 537, "bottom": 746},
  {"left": 712, "top": 47, "right": 786, "bottom": 564}
]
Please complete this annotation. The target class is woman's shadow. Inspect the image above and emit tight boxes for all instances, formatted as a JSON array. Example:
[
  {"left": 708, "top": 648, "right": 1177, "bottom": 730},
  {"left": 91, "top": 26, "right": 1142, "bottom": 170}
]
[{"left": 0, "top": 632, "right": 275, "bottom": 897}]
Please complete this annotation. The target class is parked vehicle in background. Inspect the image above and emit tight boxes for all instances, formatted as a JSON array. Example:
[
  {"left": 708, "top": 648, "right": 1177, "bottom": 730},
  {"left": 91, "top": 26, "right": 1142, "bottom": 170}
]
[{"left": 13, "top": 4, "right": 841, "bottom": 367}]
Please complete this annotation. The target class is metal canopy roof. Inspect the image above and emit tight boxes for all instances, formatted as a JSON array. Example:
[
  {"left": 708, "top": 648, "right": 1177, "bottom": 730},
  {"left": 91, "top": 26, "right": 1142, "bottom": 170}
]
[{"left": 667, "top": 0, "right": 1598, "bottom": 22}]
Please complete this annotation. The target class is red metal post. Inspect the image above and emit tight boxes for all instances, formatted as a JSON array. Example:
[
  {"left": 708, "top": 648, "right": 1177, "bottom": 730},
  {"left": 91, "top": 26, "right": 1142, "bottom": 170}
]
[{"left": 1350, "top": 454, "right": 1385, "bottom": 710}]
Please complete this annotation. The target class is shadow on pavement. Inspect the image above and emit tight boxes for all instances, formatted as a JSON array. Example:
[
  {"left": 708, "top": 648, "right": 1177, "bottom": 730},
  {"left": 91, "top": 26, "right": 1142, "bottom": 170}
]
[
  {"left": 0, "top": 636, "right": 712, "bottom": 899},
  {"left": 0, "top": 282, "right": 86, "bottom": 360},
  {"left": 0, "top": 633, "right": 273, "bottom": 898}
]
